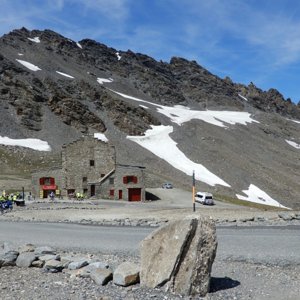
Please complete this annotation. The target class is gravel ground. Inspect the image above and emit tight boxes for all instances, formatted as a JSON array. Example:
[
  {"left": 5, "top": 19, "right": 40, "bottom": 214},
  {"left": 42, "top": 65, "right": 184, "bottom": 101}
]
[
  {"left": 1, "top": 192, "right": 299, "bottom": 300},
  {"left": 1, "top": 259, "right": 299, "bottom": 300}
]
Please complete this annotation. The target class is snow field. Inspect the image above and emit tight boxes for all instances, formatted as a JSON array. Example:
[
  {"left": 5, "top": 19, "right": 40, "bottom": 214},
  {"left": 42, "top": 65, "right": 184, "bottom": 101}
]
[
  {"left": 236, "top": 184, "right": 289, "bottom": 208},
  {"left": 0, "top": 136, "right": 51, "bottom": 151}
]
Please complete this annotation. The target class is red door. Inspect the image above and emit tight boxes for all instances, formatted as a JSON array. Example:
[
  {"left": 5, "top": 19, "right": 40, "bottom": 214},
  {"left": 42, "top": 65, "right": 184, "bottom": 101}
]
[
  {"left": 128, "top": 188, "right": 141, "bottom": 201},
  {"left": 118, "top": 190, "right": 123, "bottom": 200}
]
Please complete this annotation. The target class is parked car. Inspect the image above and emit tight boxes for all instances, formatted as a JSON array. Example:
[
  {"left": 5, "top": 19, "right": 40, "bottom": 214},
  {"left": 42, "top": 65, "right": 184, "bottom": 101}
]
[
  {"left": 162, "top": 183, "right": 173, "bottom": 189},
  {"left": 195, "top": 192, "right": 214, "bottom": 205}
]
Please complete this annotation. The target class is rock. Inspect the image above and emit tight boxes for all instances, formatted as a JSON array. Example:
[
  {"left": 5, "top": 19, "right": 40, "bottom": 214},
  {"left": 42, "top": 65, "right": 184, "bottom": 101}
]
[
  {"left": 278, "top": 212, "right": 294, "bottom": 221},
  {"left": 90, "top": 268, "right": 113, "bottom": 285},
  {"left": 68, "top": 259, "right": 89, "bottom": 270},
  {"left": 239, "top": 217, "right": 254, "bottom": 222},
  {"left": 294, "top": 214, "right": 300, "bottom": 220},
  {"left": 34, "top": 246, "right": 56, "bottom": 256},
  {"left": 113, "top": 262, "right": 140, "bottom": 287},
  {"left": 74, "top": 262, "right": 109, "bottom": 278},
  {"left": 88, "top": 261, "right": 109, "bottom": 269},
  {"left": 16, "top": 252, "right": 36, "bottom": 267},
  {"left": 44, "top": 259, "right": 64, "bottom": 272},
  {"left": 2, "top": 242, "right": 17, "bottom": 254},
  {"left": 18, "top": 243, "right": 35, "bottom": 253},
  {"left": 38, "top": 254, "right": 60, "bottom": 261},
  {"left": 31, "top": 260, "right": 44, "bottom": 268},
  {"left": 0, "top": 251, "right": 19, "bottom": 266},
  {"left": 140, "top": 217, "right": 217, "bottom": 297}
]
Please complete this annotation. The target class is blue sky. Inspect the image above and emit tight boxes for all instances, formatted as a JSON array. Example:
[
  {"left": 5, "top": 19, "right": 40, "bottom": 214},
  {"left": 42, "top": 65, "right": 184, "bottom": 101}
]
[{"left": 1, "top": 0, "right": 300, "bottom": 103}]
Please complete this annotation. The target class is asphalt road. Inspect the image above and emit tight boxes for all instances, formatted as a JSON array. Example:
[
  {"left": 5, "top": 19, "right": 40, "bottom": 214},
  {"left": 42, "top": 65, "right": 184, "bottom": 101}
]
[{"left": 0, "top": 222, "right": 299, "bottom": 265}]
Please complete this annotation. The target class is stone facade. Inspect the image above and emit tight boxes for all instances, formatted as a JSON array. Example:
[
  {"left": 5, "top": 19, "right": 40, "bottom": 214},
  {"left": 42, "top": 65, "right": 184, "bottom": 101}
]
[
  {"left": 31, "top": 167, "right": 63, "bottom": 198},
  {"left": 32, "top": 136, "right": 145, "bottom": 201},
  {"left": 61, "top": 135, "right": 115, "bottom": 197},
  {"left": 94, "top": 164, "right": 145, "bottom": 201}
]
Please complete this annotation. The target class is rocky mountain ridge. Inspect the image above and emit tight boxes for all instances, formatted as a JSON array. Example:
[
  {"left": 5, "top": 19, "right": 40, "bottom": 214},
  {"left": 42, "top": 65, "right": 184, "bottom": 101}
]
[{"left": 0, "top": 27, "right": 299, "bottom": 208}]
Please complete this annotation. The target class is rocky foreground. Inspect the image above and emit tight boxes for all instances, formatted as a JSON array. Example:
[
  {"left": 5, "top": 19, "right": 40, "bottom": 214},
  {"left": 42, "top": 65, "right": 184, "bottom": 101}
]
[{"left": 1, "top": 198, "right": 300, "bottom": 299}]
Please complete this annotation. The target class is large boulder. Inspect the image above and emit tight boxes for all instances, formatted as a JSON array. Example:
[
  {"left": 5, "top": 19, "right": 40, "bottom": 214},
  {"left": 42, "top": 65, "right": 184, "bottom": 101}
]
[{"left": 140, "top": 217, "right": 217, "bottom": 297}]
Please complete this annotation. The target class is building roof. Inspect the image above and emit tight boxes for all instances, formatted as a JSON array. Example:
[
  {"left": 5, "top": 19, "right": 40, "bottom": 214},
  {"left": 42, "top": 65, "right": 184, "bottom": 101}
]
[{"left": 87, "top": 168, "right": 115, "bottom": 185}]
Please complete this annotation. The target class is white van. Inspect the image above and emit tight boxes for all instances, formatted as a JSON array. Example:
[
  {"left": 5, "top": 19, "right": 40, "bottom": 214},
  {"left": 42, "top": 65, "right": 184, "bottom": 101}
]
[{"left": 195, "top": 192, "right": 214, "bottom": 205}]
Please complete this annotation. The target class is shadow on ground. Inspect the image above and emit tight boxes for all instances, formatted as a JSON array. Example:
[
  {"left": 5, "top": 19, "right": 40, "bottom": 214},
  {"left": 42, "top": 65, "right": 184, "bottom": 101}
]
[
  {"left": 145, "top": 191, "right": 161, "bottom": 201},
  {"left": 209, "top": 276, "right": 240, "bottom": 293}
]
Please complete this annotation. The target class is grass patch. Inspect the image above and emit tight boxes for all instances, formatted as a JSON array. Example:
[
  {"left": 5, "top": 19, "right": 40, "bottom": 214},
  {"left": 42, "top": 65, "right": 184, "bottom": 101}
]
[{"left": 214, "top": 194, "right": 288, "bottom": 211}]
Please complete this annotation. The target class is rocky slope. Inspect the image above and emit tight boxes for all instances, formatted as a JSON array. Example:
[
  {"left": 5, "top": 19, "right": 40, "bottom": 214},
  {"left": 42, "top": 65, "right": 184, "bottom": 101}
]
[{"left": 0, "top": 27, "right": 300, "bottom": 208}]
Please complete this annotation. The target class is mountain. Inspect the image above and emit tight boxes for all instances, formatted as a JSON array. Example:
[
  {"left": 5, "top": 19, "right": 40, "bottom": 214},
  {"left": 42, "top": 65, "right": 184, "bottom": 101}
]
[{"left": 0, "top": 27, "right": 300, "bottom": 208}]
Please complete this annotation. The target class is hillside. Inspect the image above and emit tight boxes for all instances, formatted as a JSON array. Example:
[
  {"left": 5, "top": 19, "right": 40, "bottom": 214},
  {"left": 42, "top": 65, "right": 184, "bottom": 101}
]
[{"left": 0, "top": 27, "right": 300, "bottom": 208}]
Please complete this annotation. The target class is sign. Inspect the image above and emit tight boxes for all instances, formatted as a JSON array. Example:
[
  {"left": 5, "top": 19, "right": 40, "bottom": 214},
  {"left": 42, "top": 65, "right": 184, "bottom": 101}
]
[{"left": 42, "top": 185, "right": 57, "bottom": 190}]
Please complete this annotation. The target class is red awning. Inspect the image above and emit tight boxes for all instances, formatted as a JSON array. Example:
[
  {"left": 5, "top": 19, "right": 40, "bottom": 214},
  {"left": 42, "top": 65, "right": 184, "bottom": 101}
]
[{"left": 42, "top": 185, "right": 57, "bottom": 190}]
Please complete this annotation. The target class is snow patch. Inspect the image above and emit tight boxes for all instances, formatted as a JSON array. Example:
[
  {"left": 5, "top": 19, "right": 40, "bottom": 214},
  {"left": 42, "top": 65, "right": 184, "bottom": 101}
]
[
  {"left": 0, "top": 136, "right": 51, "bottom": 151},
  {"left": 286, "top": 140, "right": 300, "bottom": 149},
  {"left": 15, "top": 59, "right": 41, "bottom": 71},
  {"left": 238, "top": 94, "right": 248, "bottom": 101},
  {"left": 56, "top": 71, "right": 74, "bottom": 79},
  {"left": 94, "top": 133, "right": 108, "bottom": 143},
  {"left": 116, "top": 52, "right": 121, "bottom": 60},
  {"left": 236, "top": 184, "right": 288, "bottom": 208},
  {"left": 28, "top": 37, "right": 40, "bottom": 43},
  {"left": 17, "top": 53, "right": 24, "bottom": 56},
  {"left": 287, "top": 118, "right": 300, "bottom": 124},
  {"left": 97, "top": 78, "right": 113, "bottom": 84},
  {"left": 76, "top": 42, "right": 82, "bottom": 49},
  {"left": 139, "top": 105, "right": 149, "bottom": 109},
  {"left": 127, "top": 125, "right": 230, "bottom": 187},
  {"left": 110, "top": 90, "right": 259, "bottom": 127}
]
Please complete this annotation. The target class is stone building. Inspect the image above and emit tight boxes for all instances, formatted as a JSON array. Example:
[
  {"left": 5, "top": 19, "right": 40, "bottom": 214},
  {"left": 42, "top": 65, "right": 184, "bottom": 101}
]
[
  {"left": 32, "top": 135, "right": 145, "bottom": 201},
  {"left": 31, "top": 167, "right": 63, "bottom": 199},
  {"left": 91, "top": 164, "right": 145, "bottom": 201},
  {"left": 62, "top": 135, "right": 115, "bottom": 197}
]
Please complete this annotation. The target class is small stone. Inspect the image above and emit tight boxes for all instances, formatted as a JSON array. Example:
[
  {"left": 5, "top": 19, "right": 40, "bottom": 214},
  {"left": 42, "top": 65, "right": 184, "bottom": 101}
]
[
  {"left": 90, "top": 268, "right": 113, "bottom": 285},
  {"left": 68, "top": 260, "right": 89, "bottom": 270},
  {"left": 44, "top": 259, "right": 64, "bottom": 272},
  {"left": 113, "top": 262, "right": 140, "bottom": 287},
  {"left": 35, "top": 246, "right": 56, "bottom": 256},
  {"left": 18, "top": 244, "right": 35, "bottom": 253},
  {"left": 16, "top": 252, "right": 36, "bottom": 268},
  {"left": 31, "top": 260, "right": 44, "bottom": 268}
]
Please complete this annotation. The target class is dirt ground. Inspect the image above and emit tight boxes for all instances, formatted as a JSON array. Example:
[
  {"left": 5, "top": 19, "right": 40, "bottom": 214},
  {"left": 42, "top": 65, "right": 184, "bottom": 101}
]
[{"left": 1, "top": 188, "right": 290, "bottom": 224}]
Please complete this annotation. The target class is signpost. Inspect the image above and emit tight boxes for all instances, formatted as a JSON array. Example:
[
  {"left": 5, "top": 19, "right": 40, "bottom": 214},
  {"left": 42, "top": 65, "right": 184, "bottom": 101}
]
[{"left": 192, "top": 170, "right": 195, "bottom": 212}]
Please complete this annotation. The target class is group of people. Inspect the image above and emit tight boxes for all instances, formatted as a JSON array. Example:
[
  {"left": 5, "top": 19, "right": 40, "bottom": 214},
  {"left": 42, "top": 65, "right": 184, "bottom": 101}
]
[
  {"left": 0, "top": 191, "right": 23, "bottom": 212},
  {"left": 75, "top": 192, "right": 85, "bottom": 200},
  {"left": 0, "top": 191, "right": 23, "bottom": 202}
]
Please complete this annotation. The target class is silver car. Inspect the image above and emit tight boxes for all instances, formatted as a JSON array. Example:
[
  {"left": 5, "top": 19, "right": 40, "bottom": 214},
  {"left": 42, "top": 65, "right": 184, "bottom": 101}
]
[{"left": 162, "top": 183, "right": 173, "bottom": 189}]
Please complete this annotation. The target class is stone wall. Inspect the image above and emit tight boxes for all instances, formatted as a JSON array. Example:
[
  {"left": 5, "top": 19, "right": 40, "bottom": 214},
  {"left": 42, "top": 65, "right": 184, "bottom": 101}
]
[
  {"left": 95, "top": 165, "right": 145, "bottom": 201},
  {"left": 61, "top": 135, "right": 115, "bottom": 196},
  {"left": 31, "top": 167, "right": 63, "bottom": 198}
]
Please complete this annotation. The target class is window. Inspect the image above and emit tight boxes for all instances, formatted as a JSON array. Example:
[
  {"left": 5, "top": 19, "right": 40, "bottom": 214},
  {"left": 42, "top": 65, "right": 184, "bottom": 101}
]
[
  {"left": 109, "top": 177, "right": 114, "bottom": 185},
  {"left": 90, "top": 160, "right": 95, "bottom": 167},
  {"left": 101, "top": 174, "right": 105, "bottom": 178},
  {"left": 40, "top": 177, "right": 55, "bottom": 186},
  {"left": 109, "top": 189, "right": 114, "bottom": 197},
  {"left": 123, "top": 176, "right": 138, "bottom": 184},
  {"left": 82, "top": 177, "right": 87, "bottom": 183}
]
